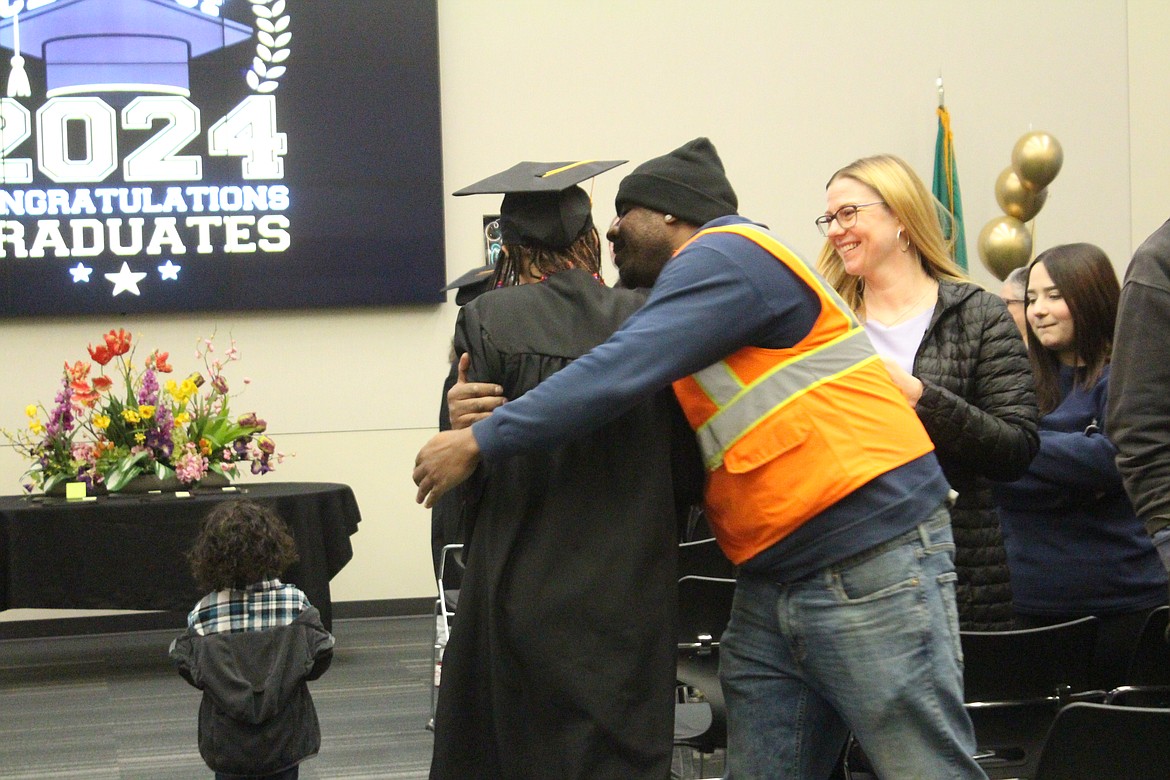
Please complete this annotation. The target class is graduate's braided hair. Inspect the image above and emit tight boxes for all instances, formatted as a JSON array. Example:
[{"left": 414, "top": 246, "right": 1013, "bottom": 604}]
[{"left": 492, "top": 226, "right": 602, "bottom": 288}]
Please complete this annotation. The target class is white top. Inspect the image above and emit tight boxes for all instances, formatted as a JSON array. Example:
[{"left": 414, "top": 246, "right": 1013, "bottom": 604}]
[{"left": 865, "top": 306, "right": 934, "bottom": 374}]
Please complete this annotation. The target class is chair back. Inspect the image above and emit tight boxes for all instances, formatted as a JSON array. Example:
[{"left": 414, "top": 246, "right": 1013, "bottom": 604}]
[
  {"left": 962, "top": 615, "right": 1100, "bottom": 704},
  {"left": 675, "top": 574, "right": 735, "bottom": 756},
  {"left": 676, "top": 575, "right": 735, "bottom": 652},
  {"left": 678, "top": 535, "right": 736, "bottom": 580},
  {"left": 961, "top": 616, "right": 1103, "bottom": 780},
  {"left": 1033, "top": 702, "right": 1170, "bottom": 779},
  {"left": 1106, "top": 685, "right": 1170, "bottom": 708},
  {"left": 1124, "top": 604, "right": 1170, "bottom": 686},
  {"left": 436, "top": 543, "right": 465, "bottom": 635}
]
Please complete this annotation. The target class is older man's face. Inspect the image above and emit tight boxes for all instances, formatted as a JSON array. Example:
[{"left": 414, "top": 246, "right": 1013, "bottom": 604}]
[{"left": 1000, "top": 279, "right": 1028, "bottom": 339}]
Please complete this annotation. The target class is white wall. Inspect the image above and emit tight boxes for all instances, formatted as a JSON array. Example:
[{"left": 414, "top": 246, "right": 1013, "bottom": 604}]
[
  {"left": 1128, "top": 0, "right": 1170, "bottom": 247},
  {"left": 2, "top": 0, "right": 1164, "bottom": 619}
]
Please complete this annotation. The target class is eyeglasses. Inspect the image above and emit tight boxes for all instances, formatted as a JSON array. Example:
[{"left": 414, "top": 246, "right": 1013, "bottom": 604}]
[
  {"left": 1002, "top": 298, "right": 1026, "bottom": 306},
  {"left": 814, "top": 201, "right": 886, "bottom": 236}
]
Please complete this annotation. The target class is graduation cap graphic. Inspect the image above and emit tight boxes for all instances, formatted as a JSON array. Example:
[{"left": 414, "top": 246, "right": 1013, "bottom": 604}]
[
  {"left": 0, "top": 0, "right": 253, "bottom": 98},
  {"left": 454, "top": 159, "right": 626, "bottom": 249}
]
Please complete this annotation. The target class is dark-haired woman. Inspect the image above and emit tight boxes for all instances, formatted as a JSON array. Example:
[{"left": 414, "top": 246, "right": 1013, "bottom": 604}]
[{"left": 993, "top": 243, "right": 1167, "bottom": 690}]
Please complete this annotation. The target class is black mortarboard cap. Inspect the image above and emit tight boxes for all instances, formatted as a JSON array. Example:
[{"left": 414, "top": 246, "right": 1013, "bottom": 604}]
[
  {"left": 454, "top": 160, "right": 626, "bottom": 249},
  {"left": 0, "top": 0, "right": 252, "bottom": 98},
  {"left": 441, "top": 263, "right": 495, "bottom": 305}
]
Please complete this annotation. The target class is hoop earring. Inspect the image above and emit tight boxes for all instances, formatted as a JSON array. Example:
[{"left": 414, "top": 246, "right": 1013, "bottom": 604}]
[{"left": 897, "top": 228, "right": 911, "bottom": 252}]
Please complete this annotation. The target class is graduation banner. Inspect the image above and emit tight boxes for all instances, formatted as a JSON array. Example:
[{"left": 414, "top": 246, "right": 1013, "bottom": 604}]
[
  {"left": 932, "top": 104, "right": 967, "bottom": 271},
  {"left": 0, "top": 0, "right": 446, "bottom": 316}
]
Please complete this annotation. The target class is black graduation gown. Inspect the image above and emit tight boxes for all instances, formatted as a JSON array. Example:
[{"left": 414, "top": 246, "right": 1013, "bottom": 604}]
[{"left": 430, "top": 269, "right": 701, "bottom": 780}]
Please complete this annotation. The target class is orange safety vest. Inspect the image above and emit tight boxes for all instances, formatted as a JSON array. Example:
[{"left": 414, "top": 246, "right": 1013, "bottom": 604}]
[{"left": 672, "top": 224, "right": 935, "bottom": 565}]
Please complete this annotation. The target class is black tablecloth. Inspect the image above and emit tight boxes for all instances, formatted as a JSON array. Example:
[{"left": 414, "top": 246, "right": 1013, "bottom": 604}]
[{"left": 0, "top": 482, "right": 360, "bottom": 629}]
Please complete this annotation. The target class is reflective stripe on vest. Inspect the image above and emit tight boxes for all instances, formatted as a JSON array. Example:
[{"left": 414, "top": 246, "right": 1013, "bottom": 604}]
[{"left": 691, "top": 325, "right": 879, "bottom": 471}]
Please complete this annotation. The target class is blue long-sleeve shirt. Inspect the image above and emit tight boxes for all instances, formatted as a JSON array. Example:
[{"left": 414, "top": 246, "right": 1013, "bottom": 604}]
[
  {"left": 994, "top": 365, "right": 1167, "bottom": 615},
  {"left": 474, "top": 217, "right": 820, "bottom": 455},
  {"left": 472, "top": 216, "right": 946, "bottom": 580}
]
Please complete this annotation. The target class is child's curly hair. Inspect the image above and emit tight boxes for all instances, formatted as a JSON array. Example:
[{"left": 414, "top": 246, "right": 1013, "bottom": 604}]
[{"left": 188, "top": 500, "right": 299, "bottom": 591}]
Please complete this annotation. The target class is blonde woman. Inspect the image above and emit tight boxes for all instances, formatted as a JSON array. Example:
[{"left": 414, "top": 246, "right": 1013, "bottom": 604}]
[{"left": 816, "top": 154, "right": 1039, "bottom": 630}]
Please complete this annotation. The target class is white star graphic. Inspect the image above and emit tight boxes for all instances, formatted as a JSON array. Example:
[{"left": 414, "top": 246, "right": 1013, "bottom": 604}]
[
  {"left": 104, "top": 262, "right": 148, "bottom": 297},
  {"left": 158, "top": 260, "right": 181, "bottom": 280},
  {"left": 69, "top": 263, "right": 92, "bottom": 283}
]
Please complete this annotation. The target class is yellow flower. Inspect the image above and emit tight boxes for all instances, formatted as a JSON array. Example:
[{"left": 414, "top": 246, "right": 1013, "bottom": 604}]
[
  {"left": 175, "top": 412, "right": 191, "bottom": 426},
  {"left": 93, "top": 414, "right": 111, "bottom": 430},
  {"left": 138, "top": 405, "right": 155, "bottom": 420},
  {"left": 25, "top": 404, "right": 36, "bottom": 417},
  {"left": 134, "top": 432, "right": 146, "bottom": 444},
  {"left": 122, "top": 409, "right": 141, "bottom": 424},
  {"left": 29, "top": 419, "right": 44, "bottom": 434},
  {"left": 168, "top": 378, "right": 199, "bottom": 405}
]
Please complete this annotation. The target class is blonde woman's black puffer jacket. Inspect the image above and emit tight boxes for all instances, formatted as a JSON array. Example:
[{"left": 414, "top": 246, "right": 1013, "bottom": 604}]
[{"left": 912, "top": 281, "right": 1040, "bottom": 631}]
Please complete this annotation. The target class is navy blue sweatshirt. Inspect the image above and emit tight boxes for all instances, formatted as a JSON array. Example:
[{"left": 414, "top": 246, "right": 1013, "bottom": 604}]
[{"left": 994, "top": 365, "right": 1166, "bottom": 615}]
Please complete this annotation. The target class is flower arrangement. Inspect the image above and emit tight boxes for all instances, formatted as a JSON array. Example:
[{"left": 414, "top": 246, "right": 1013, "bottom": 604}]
[{"left": 5, "top": 329, "right": 284, "bottom": 494}]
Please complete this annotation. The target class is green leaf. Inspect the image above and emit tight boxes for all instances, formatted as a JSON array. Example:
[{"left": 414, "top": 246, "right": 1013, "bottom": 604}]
[
  {"left": 41, "top": 472, "right": 70, "bottom": 494},
  {"left": 103, "top": 450, "right": 150, "bottom": 492}
]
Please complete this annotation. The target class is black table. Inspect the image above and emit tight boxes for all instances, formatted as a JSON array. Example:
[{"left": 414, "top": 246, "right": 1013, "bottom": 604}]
[{"left": 0, "top": 482, "right": 360, "bottom": 629}]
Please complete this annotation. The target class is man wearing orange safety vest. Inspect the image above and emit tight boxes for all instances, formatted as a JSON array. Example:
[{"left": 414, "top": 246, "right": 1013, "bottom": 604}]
[{"left": 414, "top": 138, "right": 987, "bottom": 780}]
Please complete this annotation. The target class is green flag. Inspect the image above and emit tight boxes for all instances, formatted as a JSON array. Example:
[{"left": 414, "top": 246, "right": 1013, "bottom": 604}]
[{"left": 933, "top": 106, "right": 968, "bottom": 271}]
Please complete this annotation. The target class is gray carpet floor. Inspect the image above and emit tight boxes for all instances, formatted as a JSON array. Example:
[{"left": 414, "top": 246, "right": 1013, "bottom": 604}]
[{"left": 0, "top": 616, "right": 435, "bottom": 779}]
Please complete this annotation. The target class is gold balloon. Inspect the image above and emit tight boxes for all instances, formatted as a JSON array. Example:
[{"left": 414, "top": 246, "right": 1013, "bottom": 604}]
[
  {"left": 995, "top": 167, "right": 1048, "bottom": 222},
  {"left": 978, "top": 216, "right": 1033, "bottom": 281},
  {"left": 1011, "top": 131, "right": 1063, "bottom": 191}
]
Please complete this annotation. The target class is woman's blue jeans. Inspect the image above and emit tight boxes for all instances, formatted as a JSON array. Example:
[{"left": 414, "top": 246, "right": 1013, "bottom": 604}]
[{"left": 719, "top": 505, "right": 987, "bottom": 779}]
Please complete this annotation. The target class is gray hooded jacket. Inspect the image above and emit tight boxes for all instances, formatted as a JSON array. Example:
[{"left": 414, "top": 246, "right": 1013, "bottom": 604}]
[{"left": 170, "top": 606, "right": 334, "bottom": 776}]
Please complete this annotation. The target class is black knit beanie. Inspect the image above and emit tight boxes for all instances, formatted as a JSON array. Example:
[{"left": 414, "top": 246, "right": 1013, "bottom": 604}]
[{"left": 615, "top": 137, "right": 738, "bottom": 226}]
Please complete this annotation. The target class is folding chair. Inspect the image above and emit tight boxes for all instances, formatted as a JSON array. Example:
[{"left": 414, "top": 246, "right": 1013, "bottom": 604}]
[
  {"left": 673, "top": 574, "right": 735, "bottom": 779},
  {"left": 1102, "top": 606, "right": 1170, "bottom": 708},
  {"left": 1032, "top": 702, "right": 1170, "bottom": 779},
  {"left": 677, "top": 535, "right": 735, "bottom": 581},
  {"left": 428, "top": 542, "right": 464, "bottom": 730},
  {"left": 1124, "top": 604, "right": 1170, "bottom": 685},
  {"left": 961, "top": 616, "right": 1105, "bottom": 780}
]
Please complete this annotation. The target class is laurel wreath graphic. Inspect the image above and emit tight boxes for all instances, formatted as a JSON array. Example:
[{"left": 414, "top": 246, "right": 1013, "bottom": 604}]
[{"left": 246, "top": 0, "right": 291, "bottom": 93}]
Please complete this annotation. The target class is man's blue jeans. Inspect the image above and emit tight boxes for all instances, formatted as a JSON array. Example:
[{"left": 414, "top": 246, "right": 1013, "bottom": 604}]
[{"left": 720, "top": 505, "right": 987, "bottom": 779}]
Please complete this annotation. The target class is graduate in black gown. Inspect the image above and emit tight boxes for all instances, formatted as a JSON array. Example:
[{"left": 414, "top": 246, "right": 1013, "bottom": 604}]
[{"left": 429, "top": 160, "right": 701, "bottom": 780}]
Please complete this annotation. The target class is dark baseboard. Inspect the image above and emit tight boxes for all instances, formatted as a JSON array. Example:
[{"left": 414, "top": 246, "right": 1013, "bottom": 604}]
[
  {"left": 335, "top": 597, "right": 433, "bottom": 620},
  {"left": 0, "top": 598, "right": 433, "bottom": 641}
]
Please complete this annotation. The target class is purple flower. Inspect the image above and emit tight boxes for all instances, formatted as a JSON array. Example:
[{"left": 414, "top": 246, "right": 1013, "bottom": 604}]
[
  {"left": 137, "top": 368, "right": 159, "bottom": 405},
  {"left": 145, "top": 430, "right": 174, "bottom": 460},
  {"left": 154, "top": 404, "right": 174, "bottom": 438},
  {"left": 45, "top": 378, "right": 74, "bottom": 438}
]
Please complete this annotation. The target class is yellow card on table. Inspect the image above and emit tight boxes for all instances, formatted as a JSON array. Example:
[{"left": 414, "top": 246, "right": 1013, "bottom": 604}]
[{"left": 65, "top": 482, "right": 87, "bottom": 500}]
